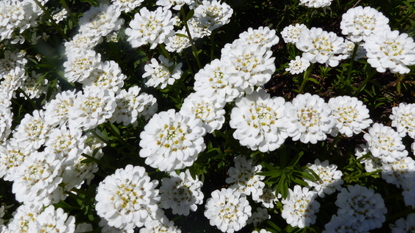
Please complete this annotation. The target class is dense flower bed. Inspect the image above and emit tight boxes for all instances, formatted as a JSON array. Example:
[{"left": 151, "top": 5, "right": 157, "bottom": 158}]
[{"left": 0, "top": 0, "right": 415, "bottom": 232}]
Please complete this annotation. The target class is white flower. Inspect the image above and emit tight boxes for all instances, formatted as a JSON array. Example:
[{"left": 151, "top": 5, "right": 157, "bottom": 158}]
[
  {"left": 323, "top": 214, "right": 366, "bottom": 233},
  {"left": 381, "top": 157, "right": 415, "bottom": 189},
  {"left": 125, "top": 7, "right": 175, "bottom": 49},
  {"left": 364, "top": 30, "right": 415, "bottom": 74},
  {"left": 95, "top": 165, "right": 160, "bottom": 231},
  {"left": 193, "top": 59, "right": 241, "bottom": 103},
  {"left": 281, "top": 185, "right": 320, "bottom": 228},
  {"left": 0, "top": 103, "right": 12, "bottom": 143},
  {"left": 296, "top": 27, "right": 346, "bottom": 67},
  {"left": 6, "top": 204, "right": 43, "bottom": 233},
  {"left": 0, "top": 139, "right": 32, "bottom": 181},
  {"left": 390, "top": 103, "right": 415, "bottom": 138},
  {"left": 12, "top": 109, "right": 50, "bottom": 151},
  {"left": 44, "top": 125, "right": 86, "bottom": 162},
  {"left": 363, "top": 123, "right": 408, "bottom": 163},
  {"left": 141, "top": 210, "right": 182, "bottom": 233},
  {"left": 180, "top": 92, "right": 226, "bottom": 133},
  {"left": 142, "top": 55, "right": 183, "bottom": 89},
  {"left": 52, "top": 8, "right": 67, "bottom": 23},
  {"left": 192, "top": 0, "right": 233, "bottom": 35},
  {"left": 111, "top": 86, "right": 157, "bottom": 126},
  {"left": 68, "top": 89, "right": 117, "bottom": 130},
  {"left": 340, "top": 6, "right": 390, "bottom": 43},
  {"left": 159, "top": 170, "right": 204, "bottom": 216},
  {"left": 111, "top": 0, "right": 143, "bottom": 13},
  {"left": 0, "top": 66, "right": 27, "bottom": 100},
  {"left": 64, "top": 34, "right": 102, "bottom": 53},
  {"left": 225, "top": 156, "right": 265, "bottom": 200},
  {"left": 285, "top": 93, "right": 335, "bottom": 144},
  {"left": 390, "top": 213, "right": 415, "bottom": 233},
  {"left": 28, "top": 205, "right": 75, "bottom": 233},
  {"left": 80, "top": 60, "right": 127, "bottom": 93},
  {"left": 63, "top": 49, "right": 101, "bottom": 83},
  {"left": 157, "top": 0, "right": 187, "bottom": 10},
  {"left": 204, "top": 188, "right": 252, "bottom": 233},
  {"left": 0, "top": 0, "right": 38, "bottom": 42},
  {"left": 78, "top": 3, "right": 124, "bottom": 38},
  {"left": 139, "top": 109, "right": 206, "bottom": 172},
  {"left": 236, "top": 26, "right": 279, "bottom": 49},
  {"left": 230, "top": 89, "right": 288, "bottom": 152},
  {"left": 305, "top": 159, "right": 343, "bottom": 197},
  {"left": 285, "top": 56, "right": 310, "bottom": 75},
  {"left": 328, "top": 96, "right": 372, "bottom": 137},
  {"left": 299, "top": 0, "right": 333, "bottom": 8},
  {"left": 164, "top": 29, "right": 192, "bottom": 53},
  {"left": 12, "top": 151, "right": 63, "bottom": 206},
  {"left": 221, "top": 42, "right": 276, "bottom": 94},
  {"left": 281, "top": 23, "right": 308, "bottom": 44},
  {"left": 43, "top": 90, "right": 77, "bottom": 127},
  {"left": 335, "top": 185, "right": 386, "bottom": 232}
]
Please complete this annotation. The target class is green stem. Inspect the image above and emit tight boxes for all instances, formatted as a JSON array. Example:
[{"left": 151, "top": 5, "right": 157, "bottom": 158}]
[
  {"left": 180, "top": 8, "right": 202, "bottom": 69},
  {"left": 32, "top": 0, "right": 68, "bottom": 40},
  {"left": 299, "top": 63, "right": 314, "bottom": 93},
  {"left": 395, "top": 73, "right": 405, "bottom": 95},
  {"left": 158, "top": 43, "right": 172, "bottom": 62},
  {"left": 353, "top": 65, "right": 376, "bottom": 96},
  {"left": 345, "top": 42, "right": 359, "bottom": 84}
]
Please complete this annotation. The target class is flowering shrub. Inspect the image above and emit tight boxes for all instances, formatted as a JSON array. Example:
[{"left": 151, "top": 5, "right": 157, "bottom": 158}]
[{"left": 0, "top": 0, "right": 415, "bottom": 232}]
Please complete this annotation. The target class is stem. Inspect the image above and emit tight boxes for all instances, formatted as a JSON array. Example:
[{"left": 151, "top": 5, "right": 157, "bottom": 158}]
[
  {"left": 345, "top": 42, "right": 359, "bottom": 84},
  {"left": 158, "top": 43, "right": 172, "bottom": 62},
  {"left": 353, "top": 66, "right": 376, "bottom": 96},
  {"left": 32, "top": 0, "right": 68, "bottom": 40},
  {"left": 299, "top": 63, "right": 314, "bottom": 93},
  {"left": 180, "top": 8, "right": 202, "bottom": 69}
]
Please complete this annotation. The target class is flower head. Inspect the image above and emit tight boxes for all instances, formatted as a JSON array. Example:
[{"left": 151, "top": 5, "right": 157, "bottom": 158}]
[
  {"left": 225, "top": 156, "right": 265, "bottom": 200},
  {"left": 296, "top": 27, "right": 346, "bottom": 67},
  {"left": 363, "top": 123, "right": 408, "bottom": 163},
  {"left": 139, "top": 109, "right": 206, "bottom": 172},
  {"left": 285, "top": 93, "right": 335, "bottom": 144},
  {"left": 340, "top": 6, "right": 390, "bottom": 42},
  {"left": 390, "top": 103, "right": 415, "bottom": 138},
  {"left": 305, "top": 159, "right": 343, "bottom": 197},
  {"left": 230, "top": 89, "right": 288, "bottom": 152},
  {"left": 125, "top": 7, "right": 175, "bottom": 49},
  {"left": 281, "top": 185, "right": 320, "bottom": 228},
  {"left": 221, "top": 42, "right": 275, "bottom": 94},
  {"left": 328, "top": 96, "right": 372, "bottom": 137},
  {"left": 281, "top": 23, "right": 308, "bottom": 44},
  {"left": 160, "top": 170, "right": 204, "bottom": 216},
  {"left": 95, "top": 165, "right": 160, "bottom": 231},
  {"left": 204, "top": 188, "right": 252, "bottom": 233},
  {"left": 286, "top": 56, "right": 310, "bottom": 75},
  {"left": 364, "top": 30, "right": 415, "bottom": 74},
  {"left": 142, "top": 55, "right": 183, "bottom": 89},
  {"left": 335, "top": 185, "right": 386, "bottom": 232}
]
